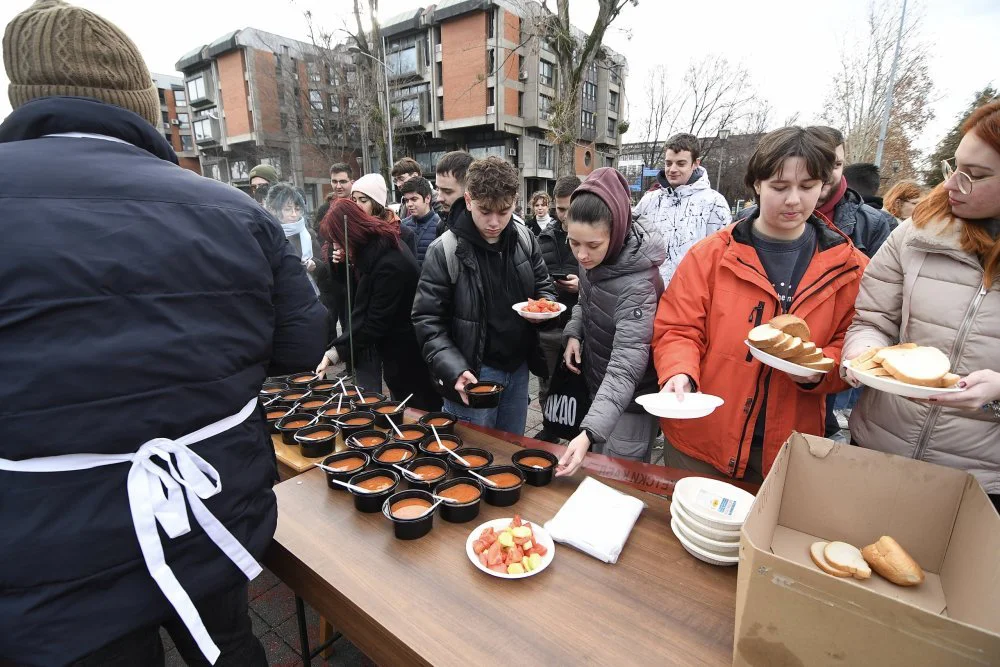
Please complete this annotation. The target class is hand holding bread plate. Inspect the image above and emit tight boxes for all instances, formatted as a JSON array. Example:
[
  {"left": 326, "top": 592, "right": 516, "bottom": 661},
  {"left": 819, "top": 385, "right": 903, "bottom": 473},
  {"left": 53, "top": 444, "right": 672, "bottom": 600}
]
[
  {"left": 745, "top": 315, "right": 836, "bottom": 379},
  {"left": 845, "top": 343, "right": 963, "bottom": 399}
]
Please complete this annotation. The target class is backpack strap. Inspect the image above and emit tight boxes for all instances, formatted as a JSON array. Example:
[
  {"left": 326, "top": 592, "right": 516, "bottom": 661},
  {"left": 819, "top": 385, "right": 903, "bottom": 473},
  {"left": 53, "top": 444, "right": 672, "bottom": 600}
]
[{"left": 439, "top": 229, "right": 459, "bottom": 284}]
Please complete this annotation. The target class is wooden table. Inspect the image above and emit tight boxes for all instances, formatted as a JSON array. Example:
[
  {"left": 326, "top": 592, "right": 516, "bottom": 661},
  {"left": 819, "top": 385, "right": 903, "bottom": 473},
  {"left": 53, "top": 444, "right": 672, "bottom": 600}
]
[{"left": 266, "top": 418, "right": 742, "bottom": 666}]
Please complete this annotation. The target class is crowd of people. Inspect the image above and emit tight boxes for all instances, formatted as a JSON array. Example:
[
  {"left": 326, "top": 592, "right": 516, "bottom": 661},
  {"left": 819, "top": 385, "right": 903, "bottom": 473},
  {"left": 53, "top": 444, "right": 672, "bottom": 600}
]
[{"left": 1, "top": 1, "right": 998, "bottom": 665}]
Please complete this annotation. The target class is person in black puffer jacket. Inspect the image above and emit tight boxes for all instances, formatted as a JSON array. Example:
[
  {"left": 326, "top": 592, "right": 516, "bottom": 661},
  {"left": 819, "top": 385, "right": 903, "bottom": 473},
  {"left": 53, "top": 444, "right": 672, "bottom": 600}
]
[
  {"left": 315, "top": 199, "right": 441, "bottom": 411},
  {"left": 534, "top": 176, "right": 582, "bottom": 441},
  {"left": 412, "top": 157, "right": 556, "bottom": 435},
  {"left": 556, "top": 168, "right": 666, "bottom": 476},
  {"left": 0, "top": 3, "right": 327, "bottom": 665}
]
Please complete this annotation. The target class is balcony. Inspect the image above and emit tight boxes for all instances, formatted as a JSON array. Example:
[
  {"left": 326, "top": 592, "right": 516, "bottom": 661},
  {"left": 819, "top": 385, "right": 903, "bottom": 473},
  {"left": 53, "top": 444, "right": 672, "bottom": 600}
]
[
  {"left": 392, "top": 91, "right": 431, "bottom": 128},
  {"left": 193, "top": 116, "right": 220, "bottom": 145}
]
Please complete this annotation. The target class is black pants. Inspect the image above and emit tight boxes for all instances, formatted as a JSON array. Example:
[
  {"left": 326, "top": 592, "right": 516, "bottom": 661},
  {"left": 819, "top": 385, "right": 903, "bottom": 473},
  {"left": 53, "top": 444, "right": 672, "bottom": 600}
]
[{"left": 70, "top": 583, "right": 265, "bottom": 667}]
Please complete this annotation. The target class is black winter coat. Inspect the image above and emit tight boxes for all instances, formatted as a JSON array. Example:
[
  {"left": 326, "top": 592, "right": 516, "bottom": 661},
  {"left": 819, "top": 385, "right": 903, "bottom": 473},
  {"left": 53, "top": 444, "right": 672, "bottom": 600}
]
[
  {"left": 412, "top": 201, "right": 556, "bottom": 401},
  {"left": 0, "top": 97, "right": 327, "bottom": 665},
  {"left": 537, "top": 219, "right": 580, "bottom": 327},
  {"left": 329, "top": 240, "right": 440, "bottom": 411}
]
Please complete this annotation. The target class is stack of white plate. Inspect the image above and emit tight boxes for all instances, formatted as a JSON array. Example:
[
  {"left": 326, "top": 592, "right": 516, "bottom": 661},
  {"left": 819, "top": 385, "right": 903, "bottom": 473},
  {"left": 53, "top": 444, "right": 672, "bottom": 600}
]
[{"left": 669, "top": 477, "right": 755, "bottom": 566}]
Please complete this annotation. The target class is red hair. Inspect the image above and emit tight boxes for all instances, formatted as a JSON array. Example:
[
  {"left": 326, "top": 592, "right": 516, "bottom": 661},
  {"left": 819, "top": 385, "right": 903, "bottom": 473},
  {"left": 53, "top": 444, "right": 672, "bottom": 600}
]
[
  {"left": 319, "top": 198, "right": 400, "bottom": 265},
  {"left": 883, "top": 180, "right": 923, "bottom": 219},
  {"left": 913, "top": 100, "right": 1000, "bottom": 288}
]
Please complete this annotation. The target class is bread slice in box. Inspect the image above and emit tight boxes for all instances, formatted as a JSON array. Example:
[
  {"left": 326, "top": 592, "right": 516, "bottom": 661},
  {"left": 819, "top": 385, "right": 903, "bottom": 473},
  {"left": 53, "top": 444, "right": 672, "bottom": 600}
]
[
  {"left": 809, "top": 541, "right": 852, "bottom": 578},
  {"left": 824, "top": 541, "right": 871, "bottom": 580}
]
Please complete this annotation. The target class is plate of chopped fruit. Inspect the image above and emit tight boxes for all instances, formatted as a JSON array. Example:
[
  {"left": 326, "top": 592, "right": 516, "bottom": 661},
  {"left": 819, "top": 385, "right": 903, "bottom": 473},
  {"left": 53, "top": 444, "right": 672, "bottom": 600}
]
[
  {"left": 513, "top": 298, "right": 565, "bottom": 322},
  {"left": 467, "top": 515, "right": 554, "bottom": 578}
]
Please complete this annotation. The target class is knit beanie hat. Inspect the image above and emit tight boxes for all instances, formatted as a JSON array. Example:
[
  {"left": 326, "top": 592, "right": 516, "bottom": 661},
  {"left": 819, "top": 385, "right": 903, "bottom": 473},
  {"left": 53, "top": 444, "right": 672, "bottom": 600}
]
[
  {"left": 249, "top": 164, "right": 279, "bottom": 185},
  {"left": 3, "top": 0, "right": 160, "bottom": 127},
  {"left": 351, "top": 173, "right": 389, "bottom": 207}
]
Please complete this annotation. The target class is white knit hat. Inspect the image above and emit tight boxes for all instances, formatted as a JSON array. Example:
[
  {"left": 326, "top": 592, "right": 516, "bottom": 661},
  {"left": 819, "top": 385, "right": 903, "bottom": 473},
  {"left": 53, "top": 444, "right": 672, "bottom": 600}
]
[{"left": 351, "top": 173, "right": 388, "bottom": 207}]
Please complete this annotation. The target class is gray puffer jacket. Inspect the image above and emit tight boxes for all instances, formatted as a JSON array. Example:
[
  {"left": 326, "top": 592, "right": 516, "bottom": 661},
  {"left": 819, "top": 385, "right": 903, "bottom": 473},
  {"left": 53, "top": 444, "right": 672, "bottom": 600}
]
[
  {"left": 563, "top": 221, "right": 666, "bottom": 444},
  {"left": 844, "top": 218, "right": 1000, "bottom": 493}
]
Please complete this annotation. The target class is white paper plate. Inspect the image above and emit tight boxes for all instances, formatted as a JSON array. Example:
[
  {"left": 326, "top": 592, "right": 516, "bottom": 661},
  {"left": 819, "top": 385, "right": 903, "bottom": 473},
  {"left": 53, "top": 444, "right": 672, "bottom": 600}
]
[
  {"left": 635, "top": 392, "right": 724, "bottom": 419},
  {"left": 844, "top": 359, "right": 963, "bottom": 400},
  {"left": 670, "top": 509, "right": 739, "bottom": 555},
  {"left": 669, "top": 499, "right": 741, "bottom": 543},
  {"left": 512, "top": 301, "right": 566, "bottom": 322},
  {"left": 744, "top": 340, "right": 827, "bottom": 378},
  {"left": 673, "top": 477, "right": 755, "bottom": 530},
  {"left": 670, "top": 518, "right": 739, "bottom": 566},
  {"left": 466, "top": 518, "right": 555, "bottom": 579}
]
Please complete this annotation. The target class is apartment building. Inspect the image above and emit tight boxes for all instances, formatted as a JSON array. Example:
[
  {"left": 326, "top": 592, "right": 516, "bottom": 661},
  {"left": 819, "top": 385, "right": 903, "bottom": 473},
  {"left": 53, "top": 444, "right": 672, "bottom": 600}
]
[
  {"left": 152, "top": 73, "right": 200, "bottom": 174},
  {"left": 175, "top": 29, "right": 363, "bottom": 210},
  {"left": 381, "top": 0, "right": 627, "bottom": 200}
]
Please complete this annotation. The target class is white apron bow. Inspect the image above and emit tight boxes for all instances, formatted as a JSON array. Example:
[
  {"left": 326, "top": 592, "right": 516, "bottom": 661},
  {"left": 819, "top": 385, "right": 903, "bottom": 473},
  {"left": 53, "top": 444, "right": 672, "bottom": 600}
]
[{"left": 0, "top": 397, "right": 262, "bottom": 664}]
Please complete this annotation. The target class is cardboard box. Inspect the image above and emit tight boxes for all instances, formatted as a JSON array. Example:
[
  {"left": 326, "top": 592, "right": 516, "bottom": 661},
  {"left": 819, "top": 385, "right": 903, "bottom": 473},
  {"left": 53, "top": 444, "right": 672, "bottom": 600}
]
[{"left": 734, "top": 433, "right": 1000, "bottom": 666}]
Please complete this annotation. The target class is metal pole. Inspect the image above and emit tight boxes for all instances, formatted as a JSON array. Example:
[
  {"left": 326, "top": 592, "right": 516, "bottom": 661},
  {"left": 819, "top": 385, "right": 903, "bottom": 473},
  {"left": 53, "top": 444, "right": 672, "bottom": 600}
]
[
  {"left": 716, "top": 140, "right": 725, "bottom": 190},
  {"left": 874, "top": 0, "right": 907, "bottom": 168},
  {"left": 343, "top": 214, "right": 355, "bottom": 384},
  {"left": 382, "top": 35, "right": 395, "bottom": 201}
]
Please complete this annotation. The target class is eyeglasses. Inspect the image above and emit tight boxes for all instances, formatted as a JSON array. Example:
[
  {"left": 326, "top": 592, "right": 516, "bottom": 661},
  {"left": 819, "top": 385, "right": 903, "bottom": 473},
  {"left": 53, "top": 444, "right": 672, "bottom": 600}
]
[
  {"left": 941, "top": 158, "right": 996, "bottom": 195},
  {"left": 331, "top": 179, "right": 351, "bottom": 186}
]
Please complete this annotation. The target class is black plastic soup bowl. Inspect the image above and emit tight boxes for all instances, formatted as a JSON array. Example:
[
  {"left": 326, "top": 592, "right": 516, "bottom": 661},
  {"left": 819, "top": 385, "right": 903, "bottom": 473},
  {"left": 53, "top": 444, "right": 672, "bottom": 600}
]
[
  {"left": 348, "top": 469, "right": 400, "bottom": 513},
  {"left": 382, "top": 489, "right": 437, "bottom": 540},
  {"left": 478, "top": 465, "right": 525, "bottom": 507}
]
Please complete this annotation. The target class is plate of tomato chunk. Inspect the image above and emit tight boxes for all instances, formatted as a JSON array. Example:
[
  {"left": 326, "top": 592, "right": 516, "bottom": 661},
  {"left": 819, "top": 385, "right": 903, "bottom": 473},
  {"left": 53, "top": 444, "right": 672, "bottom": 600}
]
[
  {"left": 512, "top": 298, "right": 566, "bottom": 322},
  {"left": 466, "top": 515, "right": 555, "bottom": 578}
]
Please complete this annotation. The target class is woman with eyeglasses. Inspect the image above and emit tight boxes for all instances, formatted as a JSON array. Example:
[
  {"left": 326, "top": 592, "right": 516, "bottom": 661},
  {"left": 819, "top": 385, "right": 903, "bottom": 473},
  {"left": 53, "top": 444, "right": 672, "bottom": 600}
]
[
  {"left": 844, "top": 101, "right": 1000, "bottom": 511},
  {"left": 264, "top": 183, "right": 322, "bottom": 281},
  {"left": 883, "top": 179, "right": 924, "bottom": 226}
]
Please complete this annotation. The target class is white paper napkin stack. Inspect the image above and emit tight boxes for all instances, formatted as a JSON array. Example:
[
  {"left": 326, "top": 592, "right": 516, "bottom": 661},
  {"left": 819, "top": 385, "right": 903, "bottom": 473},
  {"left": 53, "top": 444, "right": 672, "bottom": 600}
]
[{"left": 544, "top": 477, "right": 645, "bottom": 564}]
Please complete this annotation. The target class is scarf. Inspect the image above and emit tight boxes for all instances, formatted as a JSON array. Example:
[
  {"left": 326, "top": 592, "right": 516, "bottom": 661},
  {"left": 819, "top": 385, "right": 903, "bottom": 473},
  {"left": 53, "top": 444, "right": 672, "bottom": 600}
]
[
  {"left": 281, "top": 217, "right": 313, "bottom": 262},
  {"left": 816, "top": 176, "right": 848, "bottom": 222},
  {"left": 535, "top": 213, "right": 551, "bottom": 227}
]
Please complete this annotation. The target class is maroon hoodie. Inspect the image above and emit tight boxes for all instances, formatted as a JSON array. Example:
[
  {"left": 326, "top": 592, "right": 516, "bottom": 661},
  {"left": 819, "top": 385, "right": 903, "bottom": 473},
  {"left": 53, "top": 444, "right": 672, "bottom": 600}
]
[{"left": 571, "top": 167, "right": 633, "bottom": 263}]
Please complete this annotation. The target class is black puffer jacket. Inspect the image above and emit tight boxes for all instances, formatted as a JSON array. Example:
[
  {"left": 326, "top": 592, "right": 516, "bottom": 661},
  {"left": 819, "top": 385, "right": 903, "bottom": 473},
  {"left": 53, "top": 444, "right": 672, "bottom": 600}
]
[
  {"left": 412, "top": 200, "right": 556, "bottom": 400},
  {"left": 737, "top": 187, "right": 893, "bottom": 258},
  {"left": 538, "top": 218, "right": 580, "bottom": 327},
  {"left": 0, "top": 97, "right": 327, "bottom": 665}
]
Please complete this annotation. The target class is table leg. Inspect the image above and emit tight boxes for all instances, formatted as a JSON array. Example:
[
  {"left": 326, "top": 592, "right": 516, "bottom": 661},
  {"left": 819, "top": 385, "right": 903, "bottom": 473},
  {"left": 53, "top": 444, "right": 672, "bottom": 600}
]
[
  {"left": 319, "top": 618, "right": 335, "bottom": 659},
  {"left": 295, "top": 595, "right": 312, "bottom": 667}
]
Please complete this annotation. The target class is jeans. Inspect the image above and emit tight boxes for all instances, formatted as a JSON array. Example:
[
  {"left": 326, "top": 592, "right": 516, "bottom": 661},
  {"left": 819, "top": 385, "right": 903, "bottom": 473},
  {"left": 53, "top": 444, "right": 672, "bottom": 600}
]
[
  {"left": 444, "top": 363, "right": 530, "bottom": 436},
  {"left": 69, "top": 583, "right": 266, "bottom": 667}
]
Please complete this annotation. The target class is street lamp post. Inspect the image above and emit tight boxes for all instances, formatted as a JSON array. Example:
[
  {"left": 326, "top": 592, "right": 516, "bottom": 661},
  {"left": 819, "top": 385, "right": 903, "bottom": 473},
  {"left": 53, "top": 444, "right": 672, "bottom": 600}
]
[
  {"left": 349, "top": 42, "right": 395, "bottom": 195},
  {"left": 716, "top": 127, "right": 730, "bottom": 190}
]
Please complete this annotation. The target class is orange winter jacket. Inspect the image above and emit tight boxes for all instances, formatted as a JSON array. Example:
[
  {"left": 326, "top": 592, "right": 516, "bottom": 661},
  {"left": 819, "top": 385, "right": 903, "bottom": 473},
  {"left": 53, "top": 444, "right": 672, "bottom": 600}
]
[{"left": 652, "top": 214, "right": 868, "bottom": 479}]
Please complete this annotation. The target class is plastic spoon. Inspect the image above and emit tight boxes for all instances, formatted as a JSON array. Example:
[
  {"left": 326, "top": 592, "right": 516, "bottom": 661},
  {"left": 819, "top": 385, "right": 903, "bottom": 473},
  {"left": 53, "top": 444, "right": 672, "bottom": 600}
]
[
  {"left": 392, "top": 463, "right": 423, "bottom": 481},
  {"left": 312, "top": 464, "right": 373, "bottom": 492},
  {"left": 384, "top": 414, "right": 406, "bottom": 439},
  {"left": 438, "top": 445, "right": 498, "bottom": 487}
]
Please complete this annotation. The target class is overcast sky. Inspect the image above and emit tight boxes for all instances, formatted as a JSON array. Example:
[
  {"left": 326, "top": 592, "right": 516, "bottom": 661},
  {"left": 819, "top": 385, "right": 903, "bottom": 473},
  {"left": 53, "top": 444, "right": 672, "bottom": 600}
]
[{"left": 1, "top": 0, "right": 996, "bottom": 161}]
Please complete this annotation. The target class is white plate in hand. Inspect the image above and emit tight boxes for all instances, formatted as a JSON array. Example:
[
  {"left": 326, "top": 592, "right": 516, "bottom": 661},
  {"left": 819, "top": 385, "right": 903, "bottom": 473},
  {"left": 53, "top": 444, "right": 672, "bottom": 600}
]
[
  {"left": 744, "top": 340, "right": 824, "bottom": 378},
  {"left": 512, "top": 301, "right": 566, "bottom": 321},
  {"left": 635, "top": 392, "right": 724, "bottom": 419},
  {"left": 844, "top": 359, "right": 963, "bottom": 399}
]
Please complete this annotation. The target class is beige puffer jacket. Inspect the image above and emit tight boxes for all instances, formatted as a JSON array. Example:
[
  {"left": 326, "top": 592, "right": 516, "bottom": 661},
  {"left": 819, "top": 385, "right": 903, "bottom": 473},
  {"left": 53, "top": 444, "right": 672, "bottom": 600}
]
[{"left": 845, "top": 218, "right": 1000, "bottom": 493}]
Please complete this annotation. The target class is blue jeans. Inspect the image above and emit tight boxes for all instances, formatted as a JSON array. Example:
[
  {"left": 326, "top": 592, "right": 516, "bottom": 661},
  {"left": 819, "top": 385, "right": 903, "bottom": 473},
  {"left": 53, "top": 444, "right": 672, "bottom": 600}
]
[
  {"left": 444, "top": 363, "right": 530, "bottom": 436},
  {"left": 834, "top": 386, "right": 862, "bottom": 410}
]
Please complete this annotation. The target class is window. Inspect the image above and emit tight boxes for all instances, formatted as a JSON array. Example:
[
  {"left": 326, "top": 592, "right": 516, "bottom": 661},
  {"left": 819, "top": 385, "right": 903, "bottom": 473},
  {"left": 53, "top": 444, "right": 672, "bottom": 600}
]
[
  {"left": 437, "top": 95, "right": 444, "bottom": 120},
  {"left": 583, "top": 81, "right": 597, "bottom": 101},
  {"left": 327, "top": 65, "right": 338, "bottom": 85},
  {"left": 538, "top": 144, "right": 553, "bottom": 169},
  {"left": 161, "top": 111, "right": 170, "bottom": 126},
  {"left": 392, "top": 97, "right": 420, "bottom": 123},
  {"left": 186, "top": 76, "right": 206, "bottom": 102},
  {"left": 309, "top": 90, "right": 323, "bottom": 110},
  {"left": 582, "top": 110, "right": 595, "bottom": 132},
  {"left": 177, "top": 112, "right": 190, "bottom": 129},
  {"left": 584, "top": 150, "right": 592, "bottom": 167},
  {"left": 307, "top": 61, "right": 321, "bottom": 83},
  {"left": 275, "top": 55, "right": 282, "bottom": 75},
  {"left": 312, "top": 117, "right": 326, "bottom": 134},
  {"left": 280, "top": 112, "right": 289, "bottom": 129},
  {"left": 610, "top": 67, "right": 620, "bottom": 85},
  {"left": 487, "top": 9, "right": 495, "bottom": 38},
  {"left": 487, "top": 87, "right": 495, "bottom": 107},
  {"left": 387, "top": 46, "right": 418, "bottom": 76},
  {"left": 518, "top": 55, "right": 525, "bottom": 76},
  {"left": 539, "top": 60, "right": 554, "bottom": 87},
  {"left": 173, "top": 88, "right": 186, "bottom": 105},
  {"left": 158, "top": 89, "right": 166, "bottom": 105},
  {"left": 606, "top": 155, "right": 615, "bottom": 168},
  {"left": 607, "top": 117, "right": 617, "bottom": 137},
  {"left": 193, "top": 117, "right": 214, "bottom": 141},
  {"left": 230, "top": 160, "right": 249, "bottom": 182},
  {"left": 435, "top": 61, "right": 443, "bottom": 84},
  {"left": 487, "top": 49, "right": 495, "bottom": 75},
  {"left": 518, "top": 91, "right": 524, "bottom": 117},
  {"left": 588, "top": 62, "right": 598, "bottom": 79},
  {"left": 609, "top": 91, "right": 619, "bottom": 112},
  {"left": 328, "top": 94, "right": 340, "bottom": 112},
  {"left": 538, "top": 94, "right": 553, "bottom": 119},
  {"left": 181, "top": 135, "right": 194, "bottom": 152}
]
